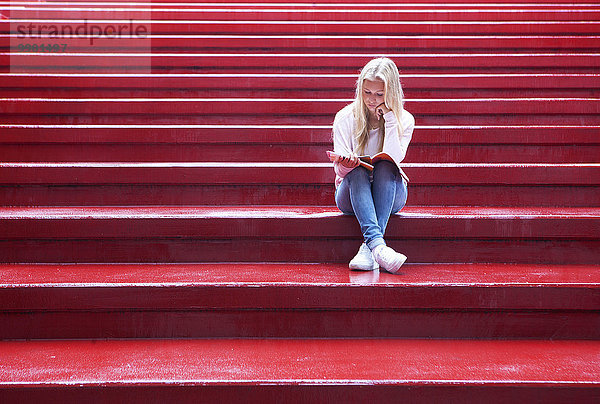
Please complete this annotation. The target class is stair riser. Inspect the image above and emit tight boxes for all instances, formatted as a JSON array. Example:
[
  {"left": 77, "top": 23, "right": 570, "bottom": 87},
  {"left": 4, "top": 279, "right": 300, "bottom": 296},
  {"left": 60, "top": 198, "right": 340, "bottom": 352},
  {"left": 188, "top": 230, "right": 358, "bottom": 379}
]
[
  {"left": 2, "top": 99, "right": 599, "bottom": 115},
  {"left": 6, "top": 21, "right": 600, "bottom": 35},
  {"left": 8, "top": 36, "right": 600, "bottom": 50},
  {"left": 4, "top": 88, "right": 600, "bottom": 99},
  {"left": 2, "top": 126, "right": 597, "bottom": 144},
  {"left": 1, "top": 310, "right": 598, "bottom": 339},
  {"left": 8, "top": 9, "right": 600, "bottom": 21},
  {"left": 2, "top": 214, "right": 598, "bottom": 238},
  {"left": 3, "top": 185, "right": 599, "bottom": 207},
  {"left": 1, "top": 239, "right": 598, "bottom": 264},
  {"left": 6, "top": 285, "right": 597, "bottom": 311},
  {"left": 4, "top": 74, "right": 599, "bottom": 91},
  {"left": 2, "top": 144, "right": 599, "bottom": 163},
  {"left": 1, "top": 385, "right": 598, "bottom": 404},
  {"left": 4, "top": 55, "right": 599, "bottom": 73},
  {"left": 4, "top": 115, "right": 599, "bottom": 126}
]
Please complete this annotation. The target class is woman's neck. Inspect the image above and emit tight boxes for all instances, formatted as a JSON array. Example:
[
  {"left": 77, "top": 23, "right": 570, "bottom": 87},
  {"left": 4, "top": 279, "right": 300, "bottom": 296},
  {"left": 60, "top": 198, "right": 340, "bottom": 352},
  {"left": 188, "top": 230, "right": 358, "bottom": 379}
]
[{"left": 368, "top": 115, "right": 381, "bottom": 130}]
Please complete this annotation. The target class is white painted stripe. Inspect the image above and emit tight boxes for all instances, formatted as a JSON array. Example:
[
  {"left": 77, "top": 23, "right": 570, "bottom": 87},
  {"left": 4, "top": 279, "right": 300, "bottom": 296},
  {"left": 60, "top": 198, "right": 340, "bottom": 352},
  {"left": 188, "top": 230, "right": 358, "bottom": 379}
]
[
  {"left": 1, "top": 73, "right": 598, "bottom": 77},
  {"left": 4, "top": 52, "right": 598, "bottom": 57},
  {"left": 2, "top": 162, "right": 599, "bottom": 168}
]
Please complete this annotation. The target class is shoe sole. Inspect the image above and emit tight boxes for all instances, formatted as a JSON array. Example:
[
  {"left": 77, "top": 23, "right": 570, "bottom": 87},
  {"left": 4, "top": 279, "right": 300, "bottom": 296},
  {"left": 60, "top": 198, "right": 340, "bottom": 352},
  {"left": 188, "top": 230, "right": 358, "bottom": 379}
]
[{"left": 349, "top": 262, "right": 379, "bottom": 271}]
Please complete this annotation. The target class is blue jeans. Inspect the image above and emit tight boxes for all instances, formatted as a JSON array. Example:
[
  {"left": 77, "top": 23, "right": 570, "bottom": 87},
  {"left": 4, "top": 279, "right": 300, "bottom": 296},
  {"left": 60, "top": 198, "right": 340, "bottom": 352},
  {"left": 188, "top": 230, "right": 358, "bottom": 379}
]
[{"left": 335, "top": 161, "right": 408, "bottom": 250}]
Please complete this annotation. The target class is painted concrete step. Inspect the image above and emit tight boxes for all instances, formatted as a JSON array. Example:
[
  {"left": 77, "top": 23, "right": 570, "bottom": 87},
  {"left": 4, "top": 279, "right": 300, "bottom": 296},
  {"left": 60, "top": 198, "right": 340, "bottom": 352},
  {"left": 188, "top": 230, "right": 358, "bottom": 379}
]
[
  {"left": 2, "top": 125, "right": 597, "bottom": 164},
  {"left": 7, "top": 34, "right": 600, "bottom": 50},
  {"left": 4, "top": 112, "right": 596, "bottom": 126},
  {"left": 4, "top": 53, "right": 598, "bottom": 74},
  {"left": 2, "top": 125, "right": 597, "bottom": 145},
  {"left": 2, "top": 97, "right": 598, "bottom": 116},
  {"left": 1, "top": 263, "right": 598, "bottom": 339},
  {"left": 0, "top": 206, "right": 598, "bottom": 264},
  {"left": 6, "top": 19, "right": 600, "bottom": 35},
  {"left": 0, "top": 339, "right": 598, "bottom": 402},
  {"left": 1, "top": 163, "right": 598, "bottom": 207},
  {"left": 3, "top": 72, "right": 597, "bottom": 89},
  {"left": 2, "top": 73, "right": 597, "bottom": 99},
  {"left": 6, "top": 7, "right": 599, "bottom": 21},
  {"left": 6, "top": 1, "right": 599, "bottom": 8},
  {"left": 2, "top": 137, "right": 600, "bottom": 165},
  {"left": 5, "top": 0, "right": 600, "bottom": 6}
]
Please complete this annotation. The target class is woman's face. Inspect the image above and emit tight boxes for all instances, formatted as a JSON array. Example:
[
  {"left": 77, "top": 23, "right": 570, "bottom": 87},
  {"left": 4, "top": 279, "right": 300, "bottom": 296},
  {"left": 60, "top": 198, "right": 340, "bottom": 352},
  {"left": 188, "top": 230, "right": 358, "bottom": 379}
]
[{"left": 362, "top": 79, "right": 385, "bottom": 115}]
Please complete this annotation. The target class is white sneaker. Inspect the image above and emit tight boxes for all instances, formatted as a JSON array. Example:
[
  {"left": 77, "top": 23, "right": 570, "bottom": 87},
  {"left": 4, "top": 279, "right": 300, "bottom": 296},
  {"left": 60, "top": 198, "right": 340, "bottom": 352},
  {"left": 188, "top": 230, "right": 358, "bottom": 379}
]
[
  {"left": 349, "top": 243, "right": 379, "bottom": 271},
  {"left": 372, "top": 245, "right": 407, "bottom": 274}
]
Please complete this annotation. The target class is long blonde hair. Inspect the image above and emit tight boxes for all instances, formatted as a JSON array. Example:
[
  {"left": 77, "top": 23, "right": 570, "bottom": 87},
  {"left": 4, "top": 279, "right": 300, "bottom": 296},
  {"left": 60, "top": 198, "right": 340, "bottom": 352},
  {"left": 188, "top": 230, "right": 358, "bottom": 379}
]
[{"left": 352, "top": 57, "right": 405, "bottom": 155}]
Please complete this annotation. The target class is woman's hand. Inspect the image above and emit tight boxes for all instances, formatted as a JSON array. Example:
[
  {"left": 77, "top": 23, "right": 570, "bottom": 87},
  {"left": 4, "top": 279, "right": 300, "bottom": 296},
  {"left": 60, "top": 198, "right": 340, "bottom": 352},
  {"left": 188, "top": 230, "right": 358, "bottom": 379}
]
[
  {"left": 376, "top": 102, "right": 390, "bottom": 120},
  {"left": 336, "top": 152, "right": 360, "bottom": 168},
  {"left": 326, "top": 151, "right": 360, "bottom": 169}
]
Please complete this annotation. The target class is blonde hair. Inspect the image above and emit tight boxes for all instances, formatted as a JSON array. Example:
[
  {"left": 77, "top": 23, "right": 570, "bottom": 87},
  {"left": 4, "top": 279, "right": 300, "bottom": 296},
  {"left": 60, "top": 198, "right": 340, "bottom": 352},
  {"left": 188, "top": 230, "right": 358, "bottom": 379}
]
[{"left": 352, "top": 57, "right": 405, "bottom": 155}]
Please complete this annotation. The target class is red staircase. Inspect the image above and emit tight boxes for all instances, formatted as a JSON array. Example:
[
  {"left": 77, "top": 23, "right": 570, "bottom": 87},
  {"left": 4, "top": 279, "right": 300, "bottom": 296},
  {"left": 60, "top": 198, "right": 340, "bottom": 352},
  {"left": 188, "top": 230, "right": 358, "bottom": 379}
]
[{"left": 1, "top": 0, "right": 599, "bottom": 402}]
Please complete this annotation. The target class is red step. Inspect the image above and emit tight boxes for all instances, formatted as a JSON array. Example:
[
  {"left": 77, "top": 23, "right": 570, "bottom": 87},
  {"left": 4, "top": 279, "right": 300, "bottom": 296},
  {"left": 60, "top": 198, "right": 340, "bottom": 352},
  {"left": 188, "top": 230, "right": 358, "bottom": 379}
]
[
  {"left": 4, "top": 53, "right": 598, "bottom": 74},
  {"left": 1, "top": 263, "right": 598, "bottom": 339},
  {"left": 0, "top": 206, "right": 598, "bottom": 264},
  {"left": 3, "top": 73, "right": 598, "bottom": 90},
  {"left": 7, "top": 34, "right": 600, "bottom": 50},
  {"left": 2, "top": 73, "right": 598, "bottom": 99},
  {"left": 2, "top": 125, "right": 597, "bottom": 164},
  {"left": 5, "top": 0, "right": 600, "bottom": 5},
  {"left": 2, "top": 97, "right": 598, "bottom": 115},
  {"left": 0, "top": 339, "right": 598, "bottom": 402},
  {"left": 14, "top": 0, "right": 599, "bottom": 4},
  {"left": 6, "top": 7, "right": 600, "bottom": 21},
  {"left": 1, "top": 138, "right": 600, "bottom": 165},
  {"left": 6, "top": 20, "right": 600, "bottom": 35},
  {"left": 1, "top": 163, "right": 598, "bottom": 206},
  {"left": 2, "top": 125, "right": 598, "bottom": 145}
]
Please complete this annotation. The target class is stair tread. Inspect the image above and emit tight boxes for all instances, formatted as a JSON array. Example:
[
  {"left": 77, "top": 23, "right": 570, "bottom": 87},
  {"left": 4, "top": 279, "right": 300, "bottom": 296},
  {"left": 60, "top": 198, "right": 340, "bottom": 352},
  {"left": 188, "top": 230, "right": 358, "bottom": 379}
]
[
  {"left": 1, "top": 339, "right": 599, "bottom": 386},
  {"left": 1, "top": 263, "right": 598, "bottom": 312},
  {"left": 2, "top": 97, "right": 599, "bottom": 116},
  {"left": 3, "top": 262, "right": 598, "bottom": 286},
  {"left": 2, "top": 125, "right": 598, "bottom": 145},
  {"left": 2, "top": 205, "right": 598, "bottom": 218}
]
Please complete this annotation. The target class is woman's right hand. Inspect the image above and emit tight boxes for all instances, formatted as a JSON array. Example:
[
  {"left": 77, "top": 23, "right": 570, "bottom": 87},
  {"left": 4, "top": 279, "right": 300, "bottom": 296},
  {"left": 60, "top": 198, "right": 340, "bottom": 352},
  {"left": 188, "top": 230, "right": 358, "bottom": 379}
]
[{"left": 336, "top": 152, "right": 360, "bottom": 168}]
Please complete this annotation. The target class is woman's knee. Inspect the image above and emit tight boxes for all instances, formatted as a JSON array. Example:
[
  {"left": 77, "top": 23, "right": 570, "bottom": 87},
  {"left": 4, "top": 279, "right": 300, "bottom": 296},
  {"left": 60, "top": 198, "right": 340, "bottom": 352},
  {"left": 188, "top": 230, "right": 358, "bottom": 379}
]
[
  {"left": 392, "top": 180, "right": 408, "bottom": 213},
  {"left": 373, "top": 160, "right": 398, "bottom": 181},
  {"left": 345, "top": 166, "right": 370, "bottom": 183}
]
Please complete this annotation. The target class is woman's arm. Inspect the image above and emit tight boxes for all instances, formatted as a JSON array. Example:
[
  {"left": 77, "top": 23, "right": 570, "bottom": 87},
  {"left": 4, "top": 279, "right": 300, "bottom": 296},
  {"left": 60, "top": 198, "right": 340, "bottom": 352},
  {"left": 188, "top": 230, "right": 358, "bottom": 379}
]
[
  {"left": 383, "top": 110, "right": 415, "bottom": 164},
  {"left": 332, "top": 109, "right": 360, "bottom": 177}
]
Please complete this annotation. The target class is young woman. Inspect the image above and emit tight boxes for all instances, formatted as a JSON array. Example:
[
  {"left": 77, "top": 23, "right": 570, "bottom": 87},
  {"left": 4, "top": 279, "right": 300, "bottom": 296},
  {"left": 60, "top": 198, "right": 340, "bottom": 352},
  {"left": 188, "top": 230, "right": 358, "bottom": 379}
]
[{"left": 331, "top": 57, "right": 415, "bottom": 274}]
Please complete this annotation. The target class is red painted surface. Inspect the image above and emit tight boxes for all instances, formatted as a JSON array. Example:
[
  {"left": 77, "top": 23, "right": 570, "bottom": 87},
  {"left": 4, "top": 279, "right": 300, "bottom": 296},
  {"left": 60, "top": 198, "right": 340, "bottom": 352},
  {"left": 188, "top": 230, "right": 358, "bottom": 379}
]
[
  {"left": 2, "top": 0, "right": 599, "bottom": 399},
  {"left": 2, "top": 144, "right": 600, "bottom": 165},
  {"left": 6, "top": 21, "right": 597, "bottom": 35},
  {"left": 0, "top": 263, "right": 597, "bottom": 339},
  {"left": 3, "top": 184, "right": 600, "bottom": 207},
  {"left": 0, "top": 125, "right": 597, "bottom": 145},
  {"left": 7, "top": 35, "right": 600, "bottom": 50},
  {"left": 3, "top": 309, "right": 599, "bottom": 340},
  {"left": 0, "top": 164, "right": 598, "bottom": 206},
  {"left": 1, "top": 339, "right": 598, "bottom": 384},
  {"left": 0, "top": 206, "right": 598, "bottom": 263},
  {"left": 1, "top": 263, "right": 598, "bottom": 310},
  {"left": 1, "top": 162, "right": 598, "bottom": 185},
  {"left": 1, "top": 238, "right": 599, "bottom": 264},
  {"left": 4, "top": 53, "right": 599, "bottom": 74},
  {"left": 2, "top": 73, "right": 599, "bottom": 90},
  {"left": 10, "top": 8, "right": 600, "bottom": 22},
  {"left": 2, "top": 98, "right": 599, "bottom": 115}
]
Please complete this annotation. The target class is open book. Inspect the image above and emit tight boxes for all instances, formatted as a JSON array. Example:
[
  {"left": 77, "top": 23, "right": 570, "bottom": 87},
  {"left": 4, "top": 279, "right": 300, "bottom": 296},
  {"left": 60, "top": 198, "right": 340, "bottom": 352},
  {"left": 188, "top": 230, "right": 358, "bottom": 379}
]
[{"left": 326, "top": 151, "right": 409, "bottom": 183}]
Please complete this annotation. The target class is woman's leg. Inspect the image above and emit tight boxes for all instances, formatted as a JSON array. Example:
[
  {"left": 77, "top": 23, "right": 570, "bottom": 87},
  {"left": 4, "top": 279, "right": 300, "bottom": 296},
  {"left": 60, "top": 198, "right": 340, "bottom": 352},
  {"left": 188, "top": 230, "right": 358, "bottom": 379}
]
[
  {"left": 335, "top": 166, "right": 385, "bottom": 250},
  {"left": 336, "top": 163, "right": 409, "bottom": 273},
  {"left": 371, "top": 161, "right": 408, "bottom": 235}
]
